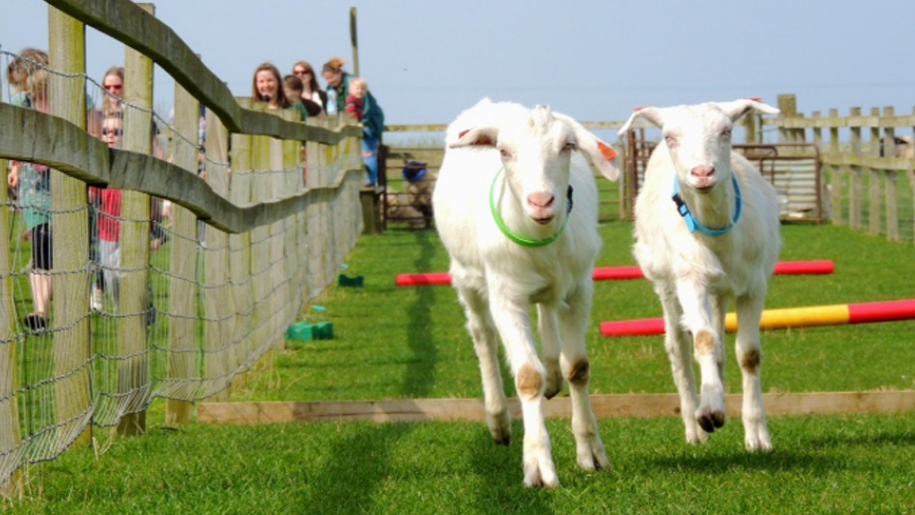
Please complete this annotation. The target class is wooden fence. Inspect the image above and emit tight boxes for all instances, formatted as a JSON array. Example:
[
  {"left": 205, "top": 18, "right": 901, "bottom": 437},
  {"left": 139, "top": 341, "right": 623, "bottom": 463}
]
[{"left": 0, "top": 0, "right": 364, "bottom": 497}]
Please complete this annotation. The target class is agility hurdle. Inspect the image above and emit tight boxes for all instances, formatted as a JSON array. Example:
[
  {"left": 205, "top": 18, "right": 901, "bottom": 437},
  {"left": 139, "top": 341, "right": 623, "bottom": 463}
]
[
  {"left": 396, "top": 260, "right": 835, "bottom": 287},
  {"left": 600, "top": 299, "right": 915, "bottom": 337}
]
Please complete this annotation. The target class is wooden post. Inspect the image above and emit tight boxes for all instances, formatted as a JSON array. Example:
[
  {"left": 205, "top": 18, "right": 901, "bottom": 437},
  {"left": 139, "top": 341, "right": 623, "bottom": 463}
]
[
  {"left": 116, "top": 2, "right": 155, "bottom": 437},
  {"left": 228, "top": 124, "right": 254, "bottom": 384},
  {"left": 829, "top": 108, "right": 842, "bottom": 225},
  {"left": 164, "top": 79, "right": 199, "bottom": 425},
  {"left": 350, "top": 7, "right": 360, "bottom": 77},
  {"left": 203, "top": 109, "right": 231, "bottom": 401},
  {"left": 883, "top": 106, "right": 899, "bottom": 241},
  {"left": 849, "top": 107, "right": 863, "bottom": 230},
  {"left": 0, "top": 153, "right": 22, "bottom": 499},
  {"left": 868, "top": 107, "right": 882, "bottom": 236},
  {"left": 48, "top": 5, "right": 93, "bottom": 450},
  {"left": 777, "top": 94, "right": 802, "bottom": 143}
]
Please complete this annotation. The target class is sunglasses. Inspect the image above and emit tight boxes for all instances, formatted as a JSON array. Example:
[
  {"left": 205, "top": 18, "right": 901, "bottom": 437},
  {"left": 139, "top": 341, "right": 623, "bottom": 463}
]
[
  {"left": 104, "top": 84, "right": 123, "bottom": 91},
  {"left": 293, "top": 69, "right": 310, "bottom": 76},
  {"left": 102, "top": 128, "right": 123, "bottom": 136}
]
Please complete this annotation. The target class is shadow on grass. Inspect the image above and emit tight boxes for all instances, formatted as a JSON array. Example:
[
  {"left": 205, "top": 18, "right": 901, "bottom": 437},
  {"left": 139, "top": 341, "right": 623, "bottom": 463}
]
[
  {"left": 402, "top": 231, "right": 439, "bottom": 398},
  {"left": 648, "top": 449, "right": 842, "bottom": 474}
]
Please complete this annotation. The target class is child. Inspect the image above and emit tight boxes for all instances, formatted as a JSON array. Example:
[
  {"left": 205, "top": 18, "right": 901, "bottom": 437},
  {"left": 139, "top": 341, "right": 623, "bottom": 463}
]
[
  {"left": 282, "top": 74, "right": 308, "bottom": 121},
  {"left": 344, "top": 77, "right": 367, "bottom": 122}
]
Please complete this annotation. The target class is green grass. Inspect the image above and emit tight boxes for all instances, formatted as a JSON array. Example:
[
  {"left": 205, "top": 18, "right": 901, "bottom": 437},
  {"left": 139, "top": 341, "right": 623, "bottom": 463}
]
[
  {"left": 6, "top": 221, "right": 915, "bottom": 513},
  {"left": 7, "top": 415, "right": 915, "bottom": 514}
]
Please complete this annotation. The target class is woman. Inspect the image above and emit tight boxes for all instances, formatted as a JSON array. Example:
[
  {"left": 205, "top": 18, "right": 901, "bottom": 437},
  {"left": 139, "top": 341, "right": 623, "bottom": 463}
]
[
  {"left": 251, "top": 62, "right": 290, "bottom": 110},
  {"left": 322, "top": 58, "right": 385, "bottom": 186},
  {"left": 101, "top": 65, "right": 125, "bottom": 118},
  {"left": 292, "top": 61, "right": 327, "bottom": 117}
]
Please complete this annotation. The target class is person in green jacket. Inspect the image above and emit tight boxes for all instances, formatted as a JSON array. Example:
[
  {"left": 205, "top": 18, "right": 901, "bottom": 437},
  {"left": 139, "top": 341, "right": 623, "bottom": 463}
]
[{"left": 322, "top": 58, "right": 385, "bottom": 186}]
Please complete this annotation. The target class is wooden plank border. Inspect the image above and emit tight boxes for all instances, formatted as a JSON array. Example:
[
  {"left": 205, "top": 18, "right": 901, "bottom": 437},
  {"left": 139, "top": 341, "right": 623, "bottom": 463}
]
[{"left": 198, "top": 391, "right": 915, "bottom": 425}]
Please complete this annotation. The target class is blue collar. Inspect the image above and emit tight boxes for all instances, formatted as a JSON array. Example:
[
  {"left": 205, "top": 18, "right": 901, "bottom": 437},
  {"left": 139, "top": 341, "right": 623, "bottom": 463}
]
[{"left": 671, "top": 174, "right": 742, "bottom": 236}]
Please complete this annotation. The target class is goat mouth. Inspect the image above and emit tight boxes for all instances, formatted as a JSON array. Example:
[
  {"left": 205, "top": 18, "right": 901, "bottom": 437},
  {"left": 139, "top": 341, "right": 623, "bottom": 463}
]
[
  {"left": 694, "top": 184, "right": 715, "bottom": 194},
  {"left": 533, "top": 216, "right": 554, "bottom": 225}
]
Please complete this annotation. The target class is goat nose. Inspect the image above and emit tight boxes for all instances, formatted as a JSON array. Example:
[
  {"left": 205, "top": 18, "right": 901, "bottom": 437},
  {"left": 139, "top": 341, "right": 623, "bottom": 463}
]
[
  {"left": 690, "top": 165, "right": 715, "bottom": 178},
  {"left": 528, "top": 192, "right": 554, "bottom": 209}
]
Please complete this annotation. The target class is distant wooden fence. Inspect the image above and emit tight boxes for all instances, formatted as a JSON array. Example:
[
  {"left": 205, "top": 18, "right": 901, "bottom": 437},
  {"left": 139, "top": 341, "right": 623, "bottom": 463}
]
[{"left": 0, "top": 0, "right": 364, "bottom": 497}]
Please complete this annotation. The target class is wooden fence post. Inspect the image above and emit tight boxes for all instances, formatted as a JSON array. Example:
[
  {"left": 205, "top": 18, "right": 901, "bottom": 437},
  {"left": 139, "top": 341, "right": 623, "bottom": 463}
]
[
  {"left": 164, "top": 79, "right": 199, "bottom": 425},
  {"left": 868, "top": 107, "right": 882, "bottom": 236},
  {"left": 48, "top": 4, "right": 93, "bottom": 449},
  {"left": 116, "top": 2, "right": 155, "bottom": 437},
  {"left": 0, "top": 151, "right": 22, "bottom": 498},
  {"left": 883, "top": 106, "right": 899, "bottom": 241},
  {"left": 849, "top": 107, "right": 863, "bottom": 230},
  {"left": 203, "top": 109, "right": 231, "bottom": 401},
  {"left": 828, "top": 108, "right": 842, "bottom": 225}
]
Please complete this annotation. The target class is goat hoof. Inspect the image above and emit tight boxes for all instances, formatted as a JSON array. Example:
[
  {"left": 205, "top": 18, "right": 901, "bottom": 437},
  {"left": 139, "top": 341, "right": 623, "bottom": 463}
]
[{"left": 696, "top": 411, "right": 725, "bottom": 433}]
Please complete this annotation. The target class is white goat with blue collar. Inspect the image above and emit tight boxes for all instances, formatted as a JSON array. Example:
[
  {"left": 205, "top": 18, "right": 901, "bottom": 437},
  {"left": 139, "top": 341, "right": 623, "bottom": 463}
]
[
  {"left": 433, "top": 98, "right": 619, "bottom": 488},
  {"left": 618, "top": 99, "right": 781, "bottom": 451}
]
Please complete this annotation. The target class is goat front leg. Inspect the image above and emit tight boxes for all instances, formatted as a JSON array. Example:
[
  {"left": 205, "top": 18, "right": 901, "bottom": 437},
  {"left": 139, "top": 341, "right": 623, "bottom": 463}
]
[
  {"left": 657, "top": 286, "right": 706, "bottom": 444},
  {"left": 735, "top": 292, "right": 772, "bottom": 452},
  {"left": 537, "top": 304, "right": 564, "bottom": 399},
  {"left": 457, "top": 286, "right": 511, "bottom": 446},
  {"left": 559, "top": 283, "right": 610, "bottom": 472},
  {"left": 676, "top": 278, "right": 726, "bottom": 434},
  {"left": 489, "top": 285, "right": 557, "bottom": 488}
]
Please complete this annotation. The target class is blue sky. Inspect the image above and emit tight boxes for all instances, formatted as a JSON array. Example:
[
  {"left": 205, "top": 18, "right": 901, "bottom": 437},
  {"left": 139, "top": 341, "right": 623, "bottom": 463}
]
[{"left": 2, "top": 0, "right": 914, "bottom": 136}]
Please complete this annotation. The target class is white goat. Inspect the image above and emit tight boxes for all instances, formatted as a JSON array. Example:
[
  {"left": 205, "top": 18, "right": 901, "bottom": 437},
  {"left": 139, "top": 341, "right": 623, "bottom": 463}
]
[
  {"left": 618, "top": 99, "right": 781, "bottom": 451},
  {"left": 433, "top": 98, "right": 619, "bottom": 487}
]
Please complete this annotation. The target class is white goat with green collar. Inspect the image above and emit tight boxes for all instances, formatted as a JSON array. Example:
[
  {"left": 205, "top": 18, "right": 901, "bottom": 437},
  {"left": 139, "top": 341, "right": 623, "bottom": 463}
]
[
  {"left": 432, "top": 98, "right": 619, "bottom": 488},
  {"left": 618, "top": 99, "right": 781, "bottom": 451}
]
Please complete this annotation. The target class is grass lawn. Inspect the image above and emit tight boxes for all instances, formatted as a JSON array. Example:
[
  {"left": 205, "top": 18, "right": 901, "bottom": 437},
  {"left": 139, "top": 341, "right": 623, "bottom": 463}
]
[{"left": 6, "top": 221, "right": 915, "bottom": 513}]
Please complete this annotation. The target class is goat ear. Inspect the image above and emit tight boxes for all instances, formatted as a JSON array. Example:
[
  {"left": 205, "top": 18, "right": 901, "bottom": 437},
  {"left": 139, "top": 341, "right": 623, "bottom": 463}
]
[
  {"left": 578, "top": 133, "right": 620, "bottom": 182},
  {"left": 449, "top": 127, "right": 499, "bottom": 148},
  {"left": 617, "top": 106, "right": 663, "bottom": 136},
  {"left": 718, "top": 98, "right": 780, "bottom": 121}
]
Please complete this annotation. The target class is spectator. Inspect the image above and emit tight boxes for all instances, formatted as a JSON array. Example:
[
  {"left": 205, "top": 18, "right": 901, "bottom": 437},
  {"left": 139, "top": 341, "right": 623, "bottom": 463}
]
[
  {"left": 344, "top": 76, "right": 367, "bottom": 122},
  {"left": 251, "top": 62, "right": 290, "bottom": 110},
  {"left": 101, "top": 66, "right": 125, "bottom": 118},
  {"left": 322, "top": 58, "right": 385, "bottom": 186},
  {"left": 5, "top": 48, "right": 53, "bottom": 330},
  {"left": 90, "top": 114, "right": 125, "bottom": 308},
  {"left": 292, "top": 61, "right": 327, "bottom": 117},
  {"left": 282, "top": 74, "right": 309, "bottom": 121}
]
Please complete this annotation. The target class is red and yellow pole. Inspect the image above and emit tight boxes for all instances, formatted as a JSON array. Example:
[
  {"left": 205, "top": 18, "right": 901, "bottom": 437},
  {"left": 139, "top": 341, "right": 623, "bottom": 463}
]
[{"left": 601, "top": 299, "right": 915, "bottom": 337}]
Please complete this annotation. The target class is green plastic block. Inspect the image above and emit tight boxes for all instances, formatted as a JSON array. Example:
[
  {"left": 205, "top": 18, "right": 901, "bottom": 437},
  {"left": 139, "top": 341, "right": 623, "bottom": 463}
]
[
  {"left": 286, "top": 322, "right": 334, "bottom": 342},
  {"left": 313, "top": 322, "right": 334, "bottom": 340},
  {"left": 286, "top": 322, "right": 315, "bottom": 342},
  {"left": 338, "top": 274, "right": 364, "bottom": 287}
]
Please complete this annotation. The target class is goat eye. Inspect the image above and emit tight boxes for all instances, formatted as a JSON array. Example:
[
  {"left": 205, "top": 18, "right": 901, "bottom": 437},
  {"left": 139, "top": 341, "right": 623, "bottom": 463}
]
[
  {"left": 499, "top": 148, "right": 511, "bottom": 159},
  {"left": 664, "top": 134, "right": 677, "bottom": 146},
  {"left": 721, "top": 128, "right": 732, "bottom": 138},
  {"left": 561, "top": 142, "right": 575, "bottom": 153}
]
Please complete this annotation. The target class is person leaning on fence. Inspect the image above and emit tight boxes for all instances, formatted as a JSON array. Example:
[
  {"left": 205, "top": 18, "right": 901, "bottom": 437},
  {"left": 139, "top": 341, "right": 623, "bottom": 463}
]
[
  {"left": 322, "top": 58, "right": 385, "bottom": 186},
  {"left": 282, "top": 74, "right": 309, "bottom": 122},
  {"left": 252, "top": 62, "right": 291, "bottom": 111},
  {"left": 292, "top": 61, "right": 327, "bottom": 117}
]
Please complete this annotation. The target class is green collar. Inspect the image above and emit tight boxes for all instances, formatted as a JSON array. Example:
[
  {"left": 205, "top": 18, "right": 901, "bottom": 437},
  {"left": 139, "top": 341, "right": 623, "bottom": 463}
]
[{"left": 489, "top": 167, "right": 571, "bottom": 247}]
